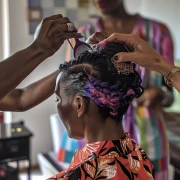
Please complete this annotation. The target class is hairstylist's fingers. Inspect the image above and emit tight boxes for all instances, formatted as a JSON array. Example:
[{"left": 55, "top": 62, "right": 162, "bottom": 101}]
[
  {"left": 96, "top": 32, "right": 110, "bottom": 40},
  {"left": 95, "top": 32, "right": 109, "bottom": 43},
  {"left": 48, "top": 24, "right": 80, "bottom": 37},
  {"left": 86, "top": 33, "right": 100, "bottom": 45},
  {"left": 112, "top": 52, "right": 138, "bottom": 63},
  {"left": 44, "top": 14, "right": 63, "bottom": 21},
  {"left": 113, "top": 51, "right": 158, "bottom": 70},
  {"left": 53, "top": 17, "right": 77, "bottom": 31},
  {"left": 53, "top": 17, "right": 71, "bottom": 25},
  {"left": 51, "top": 32, "right": 83, "bottom": 51},
  {"left": 86, "top": 32, "right": 110, "bottom": 46},
  {"left": 107, "top": 33, "right": 141, "bottom": 50},
  {"left": 61, "top": 32, "right": 83, "bottom": 40},
  {"left": 107, "top": 33, "right": 132, "bottom": 42},
  {"left": 32, "top": 14, "right": 81, "bottom": 56},
  {"left": 112, "top": 51, "right": 153, "bottom": 68}
]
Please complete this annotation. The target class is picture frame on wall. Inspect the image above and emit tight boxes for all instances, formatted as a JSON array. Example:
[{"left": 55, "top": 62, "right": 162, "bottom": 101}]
[
  {"left": 78, "top": 0, "right": 89, "bottom": 8},
  {"left": 28, "top": 8, "right": 42, "bottom": 22}
]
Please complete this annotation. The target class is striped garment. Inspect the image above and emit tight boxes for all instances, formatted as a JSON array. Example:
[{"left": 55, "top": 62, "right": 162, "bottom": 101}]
[{"left": 65, "top": 14, "right": 174, "bottom": 179}]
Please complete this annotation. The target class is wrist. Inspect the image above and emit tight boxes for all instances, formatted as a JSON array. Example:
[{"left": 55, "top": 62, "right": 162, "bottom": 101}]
[
  {"left": 158, "top": 57, "right": 174, "bottom": 76},
  {"left": 29, "top": 41, "right": 52, "bottom": 58}
]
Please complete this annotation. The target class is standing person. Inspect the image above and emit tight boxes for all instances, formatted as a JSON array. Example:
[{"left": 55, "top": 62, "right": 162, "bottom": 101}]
[
  {"left": 66, "top": 1, "right": 174, "bottom": 179},
  {"left": 49, "top": 41, "right": 154, "bottom": 180}
]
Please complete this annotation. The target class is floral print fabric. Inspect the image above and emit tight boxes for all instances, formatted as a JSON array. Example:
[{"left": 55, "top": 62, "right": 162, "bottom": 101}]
[{"left": 48, "top": 133, "right": 154, "bottom": 180}]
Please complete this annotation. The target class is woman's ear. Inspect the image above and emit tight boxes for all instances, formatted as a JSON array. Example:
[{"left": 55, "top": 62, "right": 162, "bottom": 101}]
[{"left": 73, "top": 95, "right": 87, "bottom": 118}]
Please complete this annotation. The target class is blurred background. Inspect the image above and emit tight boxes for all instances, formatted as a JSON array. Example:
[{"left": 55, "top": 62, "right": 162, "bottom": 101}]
[{"left": 0, "top": 0, "right": 180, "bottom": 179}]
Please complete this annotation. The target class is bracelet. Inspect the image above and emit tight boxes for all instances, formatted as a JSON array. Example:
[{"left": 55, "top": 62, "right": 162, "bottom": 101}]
[{"left": 164, "top": 66, "right": 180, "bottom": 87}]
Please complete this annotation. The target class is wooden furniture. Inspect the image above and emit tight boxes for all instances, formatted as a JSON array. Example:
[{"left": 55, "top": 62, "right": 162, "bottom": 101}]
[{"left": 0, "top": 121, "right": 33, "bottom": 180}]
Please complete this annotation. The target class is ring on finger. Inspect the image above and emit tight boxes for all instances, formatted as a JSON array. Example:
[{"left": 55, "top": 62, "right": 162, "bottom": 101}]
[{"left": 67, "top": 23, "right": 75, "bottom": 32}]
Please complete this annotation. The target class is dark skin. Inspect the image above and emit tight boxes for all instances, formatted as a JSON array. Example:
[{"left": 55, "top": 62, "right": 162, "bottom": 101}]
[
  {"left": 55, "top": 72, "right": 125, "bottom": 143},
  {"left": 92, "top": 1, "right": 173, "bottom": 108},
  {"left": 107, "top": 33, "right": 180, "bottom": 93},
  {"left": 93, "top": 0, "right": 138, "bottom": 34},
  {"left": 0, "top": 70, "right": 60, "bottom": 111},
  {"left": 87, "top": 32, "right": 173, "bottom": 108},
  {"left": 0, "top": 15, "right": 82, "bottom": 111}
]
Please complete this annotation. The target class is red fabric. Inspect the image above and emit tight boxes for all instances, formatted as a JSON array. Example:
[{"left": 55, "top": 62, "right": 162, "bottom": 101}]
[{"left": 48, "top": 133, "right": 154, "bottom": 180}]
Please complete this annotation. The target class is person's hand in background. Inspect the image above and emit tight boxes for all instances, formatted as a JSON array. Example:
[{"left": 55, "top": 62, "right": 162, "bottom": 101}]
[
  {"left": 136, "top": 88, "right": 164, "bottom": 108},
  {"left": 107, "top": 33, "right": 174, "bottom": 76},
  {"left": 33, "top": 14, "right": 82, "bottom": 56},
  {"left": 86, "top": 32, "right": 110, "bottom": 46}
]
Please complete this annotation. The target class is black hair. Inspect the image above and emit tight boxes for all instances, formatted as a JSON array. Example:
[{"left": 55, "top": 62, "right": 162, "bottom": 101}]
[{"left": 59, "top": 42, "right": 143, "bottom": 122}]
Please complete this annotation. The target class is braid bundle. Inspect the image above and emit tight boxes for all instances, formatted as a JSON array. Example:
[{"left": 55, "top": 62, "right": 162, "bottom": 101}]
[{"left": 59, "top": 42, "right": 144, "bottom": 120}]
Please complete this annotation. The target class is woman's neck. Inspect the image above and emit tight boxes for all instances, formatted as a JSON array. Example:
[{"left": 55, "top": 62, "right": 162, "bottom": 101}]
[
  {"left": 100, "top": 3, "right": 138, "bottom": 34},
  {"left": 101, "top": 2, "right": 130, "bottom": 21},
  {"left": 84, "top": 116, "right": 125, "bottom": 144}
]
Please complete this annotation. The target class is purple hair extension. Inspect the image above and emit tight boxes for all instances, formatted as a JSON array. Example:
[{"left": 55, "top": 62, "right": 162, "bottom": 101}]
[{"left": 82, "top": 74, "right": 136, "bottom": 117}]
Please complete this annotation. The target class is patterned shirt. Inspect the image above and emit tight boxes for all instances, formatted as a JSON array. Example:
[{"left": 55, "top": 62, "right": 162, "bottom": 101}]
[
  {"left": 48, "top": 133, "right": 154, "bottom": 180},
  {"left": 65, "top": 14, "right": 174, "bottom": 179}
]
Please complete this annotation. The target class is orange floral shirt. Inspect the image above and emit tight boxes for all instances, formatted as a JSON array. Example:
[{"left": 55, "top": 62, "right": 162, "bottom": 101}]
[{"left": 48, "top": 133, "right": 154, "bottom": 180}]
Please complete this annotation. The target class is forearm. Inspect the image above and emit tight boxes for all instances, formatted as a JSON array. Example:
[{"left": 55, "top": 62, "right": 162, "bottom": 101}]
[
  {"left": 0, "top": 44, "right": 49, "bottom": 102},
  {"left": 0, "top": 70, "right": 60, "bottom": 111}
]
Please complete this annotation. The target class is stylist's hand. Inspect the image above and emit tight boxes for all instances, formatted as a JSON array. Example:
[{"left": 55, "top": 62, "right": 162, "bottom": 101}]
[
  {"left": 86, "top": 32, "right": 110, "bottom": 46},
  {"left": 32, "top": 14, "right": 82, "bottom": 57},
  {"left": 107, "top": 33, "right": 174, "bottom": 76},
  {"left": 136, "top": 88, "right": 164, "bottom": 108}
]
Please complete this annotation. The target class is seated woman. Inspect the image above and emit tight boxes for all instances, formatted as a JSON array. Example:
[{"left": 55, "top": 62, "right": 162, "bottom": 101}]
[{"left": 49, "top": 41, "right": 154, "bottom": 180}]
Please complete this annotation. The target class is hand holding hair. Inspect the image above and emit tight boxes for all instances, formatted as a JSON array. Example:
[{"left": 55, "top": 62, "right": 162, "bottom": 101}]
[
  {"left": 0, "top": 14, "right": 82, "bottom": 102},
  {"left": 86, "top": 32, "right": 110, "bottom": 46},
  {"left": 33, "top": 14, "right": 83, "bottom": 56},
  {"left": 107, "top": 33, "right": 180, "bottom": 92}
]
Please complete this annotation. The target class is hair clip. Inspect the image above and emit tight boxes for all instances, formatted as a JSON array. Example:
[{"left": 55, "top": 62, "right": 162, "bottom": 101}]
[{"left": 111, "top": 58, "right": 134, "bottom": 75}]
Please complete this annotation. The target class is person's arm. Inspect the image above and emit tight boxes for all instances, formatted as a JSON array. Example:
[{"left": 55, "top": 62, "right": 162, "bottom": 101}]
[
  {"left": 0, "top": 45, "right": 49, "bottom": 103},
  {"left": 107, "top": 33, "right": 180, "bottom": 92},
  {"left": 0, "top": 14, "right": 82, "bottom": 102},
  {"left": 0, "top": 70, "right": 60, "bottom": 111}
]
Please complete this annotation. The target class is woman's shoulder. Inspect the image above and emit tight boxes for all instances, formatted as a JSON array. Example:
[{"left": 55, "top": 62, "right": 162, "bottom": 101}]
[{"left": 139, "top": 14, "right": 170, "bottom": 32}]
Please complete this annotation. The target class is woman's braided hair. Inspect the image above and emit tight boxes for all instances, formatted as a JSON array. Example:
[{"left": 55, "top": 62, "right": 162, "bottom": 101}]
[{"left": 59, "top": 42, "right": 143, "bottom": 122}]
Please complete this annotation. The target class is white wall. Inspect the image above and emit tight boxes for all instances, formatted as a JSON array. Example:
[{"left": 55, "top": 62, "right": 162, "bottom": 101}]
[
  {"left": 8, "top": 0, "right": 67, "bottom": 164},
  {"left": 140, "top": 0, "right": 180, "bottom": 60},
  {"left": 125, "top": 0, "right": 180, "bottom": 60},
  {"left": 7, "top": 0, "right": 180, "bottom": 165}
]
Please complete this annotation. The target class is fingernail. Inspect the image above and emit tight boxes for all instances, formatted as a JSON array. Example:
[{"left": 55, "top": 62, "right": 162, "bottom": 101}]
[{"left": 113, "top": 56, "right": 118, "bottom": 61}]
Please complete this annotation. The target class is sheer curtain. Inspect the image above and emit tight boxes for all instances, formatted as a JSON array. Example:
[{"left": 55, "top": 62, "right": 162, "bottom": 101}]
[{"left": 0, "top": 0, "right": 12, "bottom": 123}]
